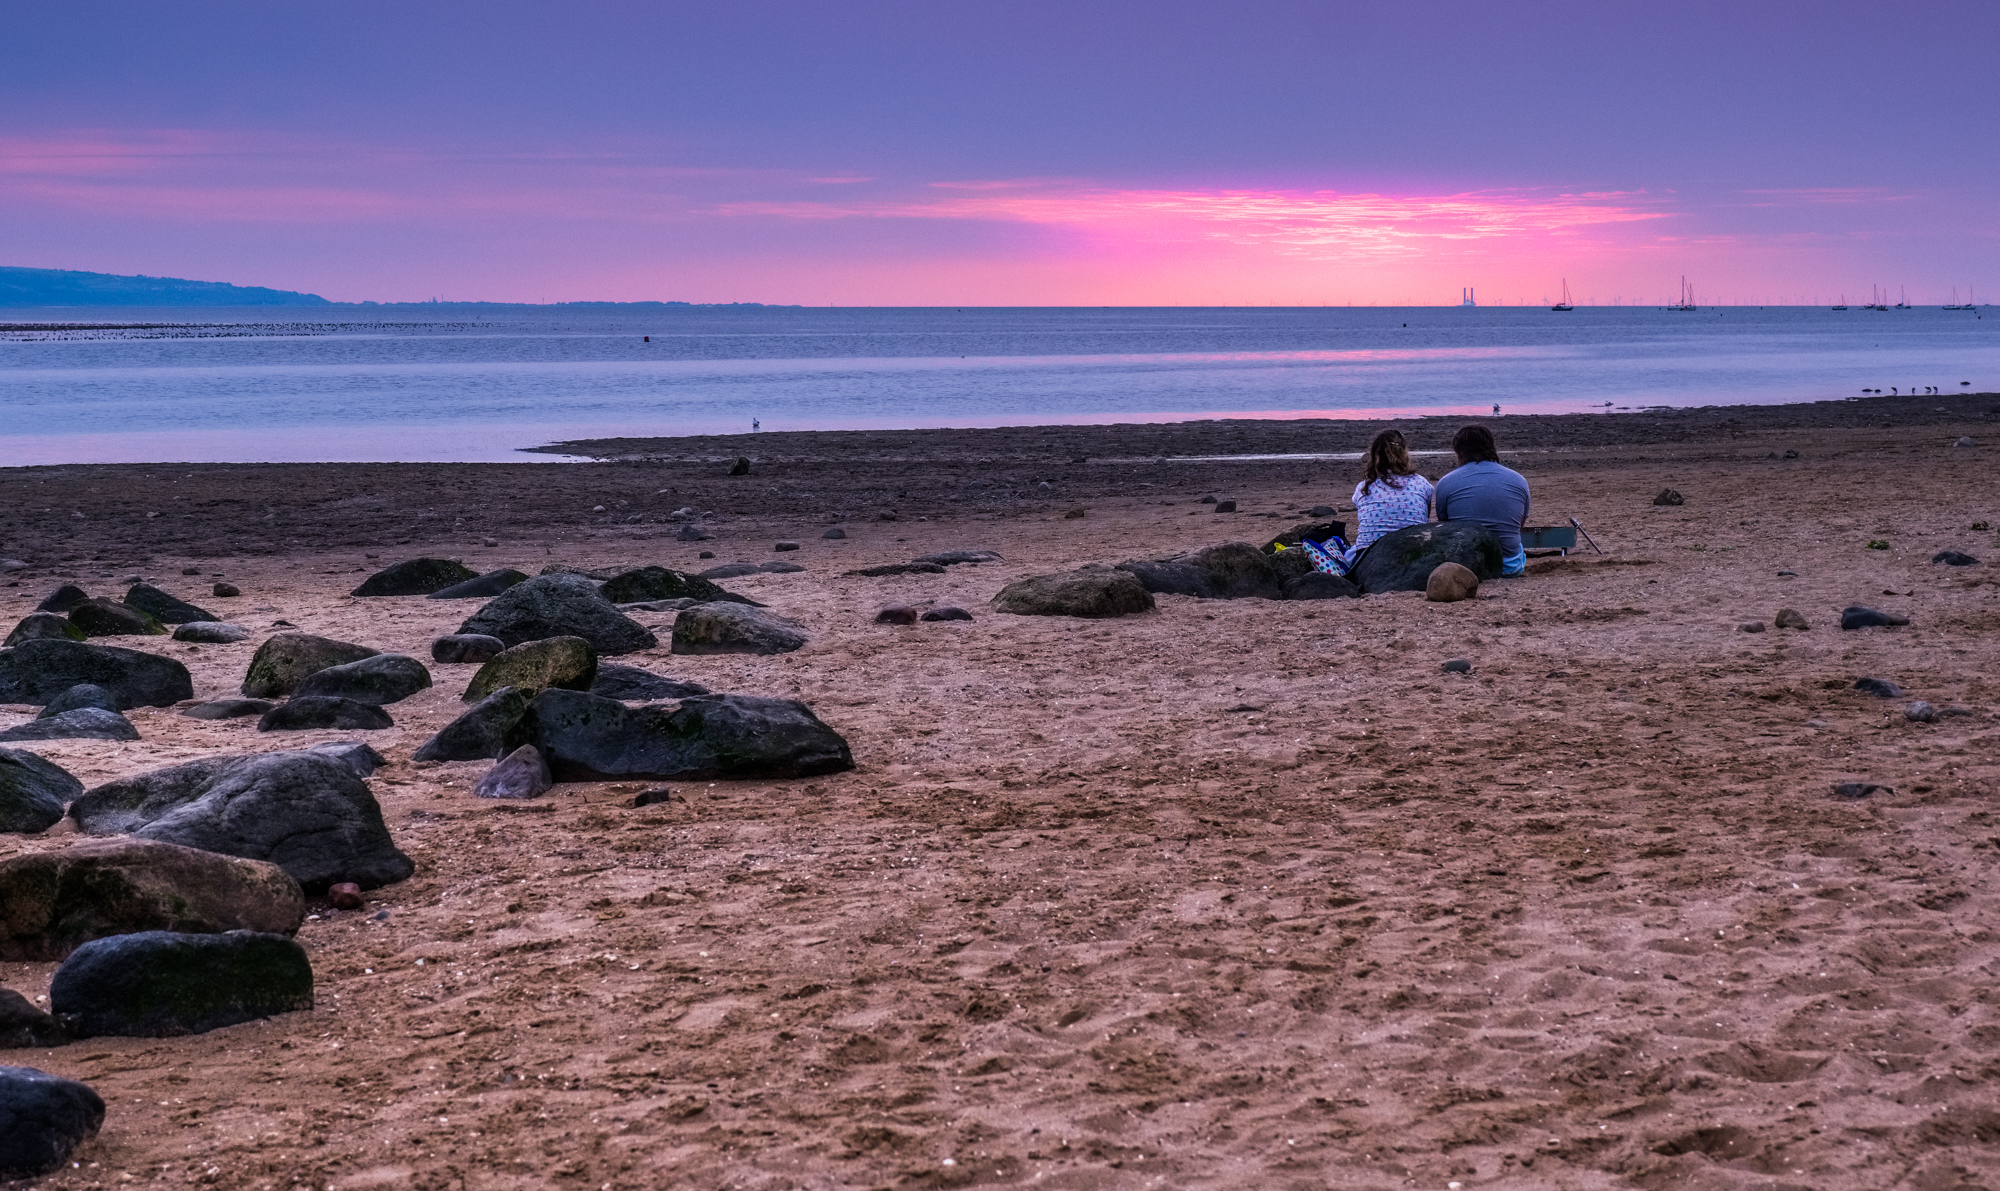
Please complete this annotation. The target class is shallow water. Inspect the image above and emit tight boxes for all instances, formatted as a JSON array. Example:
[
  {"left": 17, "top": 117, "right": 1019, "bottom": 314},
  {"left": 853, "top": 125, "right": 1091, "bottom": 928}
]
[{"left": 2, "top": 304, "right": 1995, "bottom": 463}]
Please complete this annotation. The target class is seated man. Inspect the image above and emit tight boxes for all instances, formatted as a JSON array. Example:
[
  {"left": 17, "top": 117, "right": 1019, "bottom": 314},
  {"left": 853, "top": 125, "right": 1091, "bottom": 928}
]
[{"left": 1435, "top": 424, "right": 1531, "bottom": 575}]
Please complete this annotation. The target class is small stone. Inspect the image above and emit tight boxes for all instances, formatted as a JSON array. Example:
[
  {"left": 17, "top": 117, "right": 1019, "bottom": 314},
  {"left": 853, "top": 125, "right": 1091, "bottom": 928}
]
[
  {"left": 1309, "top": 505, "right": 1336, "bottom": 517},
  {"left": 212, "top": 582, "right": 240, "bottom": 597},
  {"left": 257, "top": 698, "right": 395, "bottom": 732},
  {"left": 37, "top": 684, "right": 118, "bottom": 718},
  {"left": 123, "top": 583, "right": 219, "bottom": 624},
  {"left": 671, "top": 603, "right": 809, "bottom": 655},
  {"left": 728, "top": 457, "right": 751, "bottom": 476},
  {"left": 1932, "top": 550, "right": 1980, "bottom": 566},
  {"left": 1906, "top": 701, "right": 1937, "bottom": 722},
  {"left": 877, "top": 511, "right": 898, "bottom": 521},
  {"left": 1841, "top": 605, "right": 1908, "bottom": 629},
  {"left": 1774, "top": 608, "right": 1808, "bottom": 629},
  {"left": 178, "top": 698, "right": 277, "bottom": 721},
  {"left": 474, "top": 745, "right": 553, "bottom": 800},
  {"left": 1776, "top": 570, "right": 1798, "bottom": 577},
  {"left": 1784, "top": 450, "right": 1799, "bottom": 458},
  {"left": 698, "top": 550, "right": 715, "bottom": 558},
  {"left": 328, "top": 882, "right": 364, "bottom": 910},
  {"left": 1738, "top": 621, "right": 1766, "bottom": 633},
  {"left": 913, "top": 550, "right": 1003, "bottom": 566},
  {"left": 35, "top": 585, "right": 89, "bottom": 615},
  {"left": 1212, "top": 500, "right": 1238, "bottom": 513},
  {"left": 631, "top": 787, "right": 673, "bottom": 807},
  {"left": 1653, "top": 488, "right": 1685, "bottom": 506},
  {"left": 1832, "top": 782, "right": 1889, "bottom": 800},
  {"left": 991, "top": 570, "right": 1155, "bottom": 618},
  {"left": 0, "top": 1066, "right": 104, "bottom": 1177},
  {"left": 875, "top": 605, "right": 920, "bottom": 625},
  {"left": 1424, "top": 562, "right": 1479, "bottom": 602},
  {"left": 1853, "top": 677, "right": 1903, "bottom": 698},
  {"left": 482, "top": 537, "right": 499, "bottom": 547},
  {"left": 431, "top": 633, "right": 506, "bottom": 664},
  {"left": 427, "top": 568, "right": 529, "bottom": 599},
  {"left": 181, "top": 566, "right": 201, "bottom": 576},
  {"left": 774, "top": 541, "right": 801, "bottom": 552},
  {"left": 1441, "top": 659, "right": 1473, "bottom": 674},
  {"left": 172, "top": 621, "right": 251, "bottom": 644},
  {"left": 1953, "top": 436, "right": 1975, "bottom": 447},
  {"left": 0, "top": 559, "right": 29, "bottom": 572},
  {"left": 846, "top": 562, "right": 946, "bottom": 577},
  {"left": 1199, "top": 495, "right": 1218, "bottom": 504},
  {"left": 1064, "top": 508, "right": 1086, "bottom": 519},
  {"left": 291, "top": 654, "right": 432, "bottom": 706},
  {"left": 677, "top": 524, "right": 713, "bottom": 541},
  {"left": 1939, "top": 707, "right": 1976, "bottom": 718},
  {"left": 822, "top": 527, "right": 847, "bottom": 539},
  {"left": 921, "top": 607, "right": 973, "bottom": 622}
]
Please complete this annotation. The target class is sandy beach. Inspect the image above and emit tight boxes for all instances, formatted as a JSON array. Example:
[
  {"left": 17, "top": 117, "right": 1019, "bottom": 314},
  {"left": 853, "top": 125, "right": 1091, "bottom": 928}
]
[{"left": 4, "top": 392, "right": 2000, "bottom": 1190}]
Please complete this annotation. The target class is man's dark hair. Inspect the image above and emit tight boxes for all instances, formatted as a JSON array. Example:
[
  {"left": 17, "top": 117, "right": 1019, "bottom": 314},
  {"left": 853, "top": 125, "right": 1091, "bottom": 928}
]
[{"left": 1453, "top": 424, "right": 1499, "bottom": 464}]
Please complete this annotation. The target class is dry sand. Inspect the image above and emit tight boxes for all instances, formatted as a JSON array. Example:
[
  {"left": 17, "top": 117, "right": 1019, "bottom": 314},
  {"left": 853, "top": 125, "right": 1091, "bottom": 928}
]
[{"left": 3, "top": 395, "right": 2000, "bottom": 1190}]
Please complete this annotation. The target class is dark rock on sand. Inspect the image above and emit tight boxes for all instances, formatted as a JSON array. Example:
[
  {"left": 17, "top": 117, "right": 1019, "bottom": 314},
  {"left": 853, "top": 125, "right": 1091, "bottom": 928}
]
[
  {"left": 122, "top": 583, "right": 217, "bottom": 625},
  {"left": 774, "top": 540, "right": 800, "bottom": 552},
  {"left": 538, "top": 564, "right": 626, "bottom": 581},
  {"left": 600, "top": 566, "right": 753, "bottom": 606},
  {"left": 1739, "top": 621, "right": 1767, "bottom": 633},
  {"left": 762, "top": 560, "right": 806, "bottom": 574},
  {"left": 519, "top": 689, "right": 854, "bottom": 782},
  {"left": 677, "top": 524, "right": 713, "bottom": 541},
  {"left": 1832, "top": 782, "right": 1890, "bottom": 799},
  {"left": 0, "top": 709, "right": 139, "bottom": 744},
  {"left": 0, "top": 838, "right": 304, "bottom": 962},
  {"left": 71, "top": 751, "right": 412, "bottom": 890},
  {"left": 351, "top": 558, "right": 478, "bottom": 597},
  {"left": 0, "top": 992, "right": 67, "bottom": 1048},
  {"left": 876, "top": 605, "right": 920, "bottom": 625},
  {"left": 697, "top": 563, "right": 766, "bottom": 580},
  {"left": 1775, "top": 608, "right": 1809, "bottom": 630},
  {"left": 4, "top": 613, "right": 85, "bottom": 647},
  {"left": 432, "top": 633, "right": 507, "bottom": 664},
  {"left": 1425, "top": 562, "right": 1480, "bottom": 603},
  {"left": 1841, "top": 606, "right": 1908, "bottom": 629},
  {"left": 412, "top": 686, "right": 533, "bottom": 763},
  {"left": 0, "top": 640, "right": 193, "bottom": 709},
  {"left": 590, "top": 665, "right": 711, "bottom": 702},
  {"left": 1309, "top": 505, "right": 1337, "bottom": 517},
  {"left": 631, "top": 787, "right": 673, "bottom": 807},
  {"left": 1932, "top": 550, "right": 1980, "bottom": 566},
  {"left": 38, "top": 685, "right": 117, "bottom": 719},
  {"left": 729, "top": 456, "right": 751, "bottom": 476},
  {"left": 0, "top": 1066, "right": 104, "bottom": 1177},
  {"left": 671, "top": 603, "right": 809, "bottom": 655},
  {"left": 212, "top": 582, "right": 240, "bottom": 598},
  {"left": 0, "top": 749, "right": 82, "bottom": 835},
  {"left": 258, "top": 698, "right": 394, "bottom": 732},
  {"left": 1119, "top": 543, "right": 1281, "bottom": 600},
  {"left": 1907, "top": 701, "right": 1938, "bottom": 722},
  {"left": 1212, "top": 500, "right": 1238, "bottom": 513},
  {"left": 67, "top": 597, "right": 165, "bottom": 638},
  {"left": 474, "top": 745, "right": 552, "bottom": 800},
  {"left": 242, "top": 633, "right": 379, "bottom": 699},
  {"left": 1653, "top": 488, "right": 1685, "bottom": 506},
  {"left": 426, "top": 568, "right": 529, "bottom": 599},
  {"left": 1348, "top": 522, "right": 1503, "bottom": 594},
  {"left": 292, "top": 654, "right": 432, "bottom": 706},
  {"left": 179, "top": 698, "right": 276, "bottom": 721},
  {"left": 822, "top": 527, "right": 847, "bottom": 539},
  {"left": 171, "top": 621, "right": 251, "bottom": 644},
  {"left": 846, "top": 562, "right": 946, "bottom": 577},
  {"left": 1261, "top": 519, "right": 1348, "bottom": 554},
  {"left": 34, "top": 585, "right": 89, "bottom": 615},
  {"left": 1441, "top": 659, "right": 1474, "bottom": 674},
  {"left": 993, "top": 569, "right": 1155, "bottom": 618},
  {"left": 50, "top": 930, "right": 312, "bottom": 1038},
  {"left": 913, "top": 550, "right": 1003, "bottom": 566},
  {"left": 303, "top": 741, "right": 387, "bottom": 778},
  {"left": 1854, "top": 677, "right": 1904, "bottom": 698},
  {"left": 464, "top": 637, "right": 596, "bottom": 701},
  {"left": 1282, "top": 573, "right": 1360, "bottom": 600},
  {"left": 458, "top": 574, "right": 656, "bottom": 656},
  {"left": 921, "top": 606, "right": 974, "bottom": 621}
]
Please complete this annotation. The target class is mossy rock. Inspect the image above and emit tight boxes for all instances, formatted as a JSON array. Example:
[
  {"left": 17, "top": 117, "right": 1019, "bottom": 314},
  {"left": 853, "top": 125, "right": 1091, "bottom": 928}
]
[
  {"left": 351, "top": 558, "right": 477, "bottom": 597},
  {"left": 67, "top": 599, "right": 165, "bottom": 638},
  {"left": 241, "top": 633, "right": 379, "bottom": 698},
  {"left": 463, "top": 636, "right": 598, "bottom": 702}
]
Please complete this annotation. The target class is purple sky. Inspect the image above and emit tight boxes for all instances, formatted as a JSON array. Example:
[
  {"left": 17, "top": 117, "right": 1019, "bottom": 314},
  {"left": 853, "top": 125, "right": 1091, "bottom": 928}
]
[{"left": 3, "top": 1, "right": 1994, "bottom": 304}]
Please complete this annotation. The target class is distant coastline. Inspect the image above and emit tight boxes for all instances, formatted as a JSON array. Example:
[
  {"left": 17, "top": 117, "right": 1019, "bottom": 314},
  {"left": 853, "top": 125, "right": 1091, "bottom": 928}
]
[{"left": 0, "top": 265, "right": 798, "bottom": 309}]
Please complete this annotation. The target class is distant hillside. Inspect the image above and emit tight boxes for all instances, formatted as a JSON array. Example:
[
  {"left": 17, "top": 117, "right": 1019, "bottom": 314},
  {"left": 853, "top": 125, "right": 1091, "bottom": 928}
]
[{"left": 0, "top": 266, "right": 331, "bottom": 307}]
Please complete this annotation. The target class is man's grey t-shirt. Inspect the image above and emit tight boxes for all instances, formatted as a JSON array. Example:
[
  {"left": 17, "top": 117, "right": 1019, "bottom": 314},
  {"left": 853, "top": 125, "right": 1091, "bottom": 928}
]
[{"left": 1435, "top": 461, "right": 1531, "bottom": 555}]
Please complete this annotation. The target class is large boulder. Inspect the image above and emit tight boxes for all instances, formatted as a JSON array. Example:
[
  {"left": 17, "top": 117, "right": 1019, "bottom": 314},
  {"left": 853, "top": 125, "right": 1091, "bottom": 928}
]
[
  {"left": 351, "top": 558, "right": 478, "bottom": 597},
  {"left": 50, "top": 930, "right": 313, "bottom": 1038},
  {"left": 67, "top": 598, "right": 165, "bottom": 638},
  {"left": 0, "top": 709, "right": 139, "bottom": 743},
  {"left": 291, "top": 654, "right": 432, "bottom": 705},
  {"left": 426, "top": 568, "right": 529, "bottom": 599},
  {"left": 0, "top": 640, "right": 192, "bottom": 709},
  {"left": 518, "top": 689, "right": 854, "bottom": 782},
  {"left": 69, "top": 751, "right": 413, "bottom": 890},
  {"left": 0, "top": 1066, "right": 104, "bottom": 1178},
  {"left": 122, "top": 583, "right": 217, "bottom": 625},
  {"left": 991, "top": 569, "right": 1155, "bottom": 618},
  {"left": 257, "top": 697, "right": 394, "bottom": 732},
  {"left": 1116, "top": 543, "right": 1281, "bottom": 599},
  {"left": 38, "top": 684, "right": 117, "bottom": 718},
  {"left": 0, "top": 749, "right": 83, "bottom": 834},
  {"left": 599, "top": 566, "right": 756, "bottom": 606},
  {"left": 463, "top": 636, "right": 596, "bottom": 702},
  {"left": 34, "top": 585, "right": 90, "bottom": 615},
  {"left": 3, "top": 613, "right": 84, "bottom": 647},
  {"left": 1348, "top": 522, "right": 1504, "bottom": 594},
  {"left": 411, "top": 687, "right": 532, "bottom": 763},
  {"left": 0, "top": 839, "right": 305, "bottom": 962},
  {"left": 591, "top": 664, "right": 710, "bottom": 702},
  {"left": 670, "top": 603, "right": 809, "bottom": 656},
  {"left": 241, "top": 633, "right": 379, "bottom": 698},
  {"left": 457, "top": 574, "right": 657, "bottom": 655}
]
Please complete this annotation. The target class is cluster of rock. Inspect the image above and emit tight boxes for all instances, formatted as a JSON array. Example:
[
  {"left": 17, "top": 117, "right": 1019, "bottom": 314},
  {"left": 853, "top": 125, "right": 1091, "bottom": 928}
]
[{"left": 4, "top": 581, "right": 239, "bottom": 646}]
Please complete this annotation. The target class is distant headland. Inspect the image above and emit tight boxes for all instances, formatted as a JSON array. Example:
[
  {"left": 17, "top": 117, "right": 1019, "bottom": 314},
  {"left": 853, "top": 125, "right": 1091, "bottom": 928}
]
[{"left": 0, "top": 266, "right": 794, "bottom": 308}]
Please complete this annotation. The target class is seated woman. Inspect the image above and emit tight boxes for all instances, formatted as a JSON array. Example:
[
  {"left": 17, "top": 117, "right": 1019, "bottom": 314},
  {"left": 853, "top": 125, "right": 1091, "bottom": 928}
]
[{"left": 1337, "top": 429, "right": 1435, "bottom": 568}]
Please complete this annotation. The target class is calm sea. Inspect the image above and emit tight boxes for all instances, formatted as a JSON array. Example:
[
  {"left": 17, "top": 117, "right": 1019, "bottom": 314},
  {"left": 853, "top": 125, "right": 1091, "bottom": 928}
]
[{"left": 2, "top": 305, "right": 1995, "bottom": 464}]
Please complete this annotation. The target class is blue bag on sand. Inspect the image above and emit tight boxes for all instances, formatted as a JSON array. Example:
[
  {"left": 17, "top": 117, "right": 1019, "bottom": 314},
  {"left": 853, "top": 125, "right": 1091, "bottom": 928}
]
[{"left": 1301, "top": 537, "right": 1349, "bottom": 577}]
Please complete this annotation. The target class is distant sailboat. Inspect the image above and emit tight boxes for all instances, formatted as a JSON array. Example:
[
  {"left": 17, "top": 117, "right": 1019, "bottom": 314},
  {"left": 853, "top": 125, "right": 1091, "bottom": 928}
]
[
  {"left": 1894, "top": 285, "right": 1910, "bottom": 310},
  {"left": 1551, "top": 279, "right": 1574, "bottom": 311},
  {"left": 1945, "top": 285, "right": 1976, "bottom": 311},
  {"left": 1669, "top": 276, "right": 1698, "bottom": 311},
  {"left": 1865, "top": 284, "right": 1888, "bottom": 311},
  {"left": 1831, "top": 294, "right": 1849, "bottom": 310}
]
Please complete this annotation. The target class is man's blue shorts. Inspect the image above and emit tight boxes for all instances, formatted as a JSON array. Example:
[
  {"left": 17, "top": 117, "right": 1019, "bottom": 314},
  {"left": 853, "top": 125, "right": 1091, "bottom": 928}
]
[{"left": 1502, "top": 548, "right": 1527, "bottom": 576}]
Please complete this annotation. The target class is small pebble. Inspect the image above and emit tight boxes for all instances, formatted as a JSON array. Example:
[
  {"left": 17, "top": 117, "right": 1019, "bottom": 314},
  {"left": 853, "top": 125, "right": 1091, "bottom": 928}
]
[
  {"left": 482, "top": 537, "right": 498, "bottom": 547},
  {"left": 213, "top": 582, "right": 240, "bottom": 597},
  {"left": 1953, "top": 436, "right": 1975, "bottom": 448},
  {"left": 1441, "top": 659, "right": 1473, "bottom": 674},
  {"left": 1213, "top": 500, "right": 1238, "bottom": 513},
  {"left": 1906, "top": 701, "right": 1937, "bottom": 722},
  {"left": 774, "top": 541, "right": 800, "bottom": 552},
  {"left": 181, "top": 566, "right": 201, "bottom": 575},
  {"left": 1832, "top": 782, "right": 1890, "bottom": 800},
  {"left": 1853, "top": 677, "right": 1903, "bottom": 698},
  {"left": 1199, "top": 495, "right": 1218, "bottom": 504},
  {"left": 1064, "top": 508, "right": 1086, "bottom": 519},
  {"left": 1776, "top": 570, "right": 1798, "bottom": 577},
  {"left": 1774, "top": 608, "right": 1808, "bottom": 629},
  {"left": 822, "top": 527, "right": 847, "bottom": 539},
  {"left": 329, "top": 882, "right": 364, "bottom": 910},
  {"left": 698, "top": 551, "right": 715, "bottom": 559},
  {"left": 1932, "top": 550, "right": 1980, "bottom": 566},
  {"left": 921, "top": 606, "right": 973, "bottom": 622},
  {"left": 632, "top": 787, "right": 674, "bottom": 807},
  {"left": 1738, "top": 621, "right": 1766, "bottom": 633},
  {"left": 875, "top": 605, "right": 920, "bottom": 625}
]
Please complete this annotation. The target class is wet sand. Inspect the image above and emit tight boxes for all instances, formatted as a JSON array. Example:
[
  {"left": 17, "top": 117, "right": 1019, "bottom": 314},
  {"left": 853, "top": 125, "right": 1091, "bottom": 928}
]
[{"left": 3, "top": 393, "right": 2000, "bottom": 1190}]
